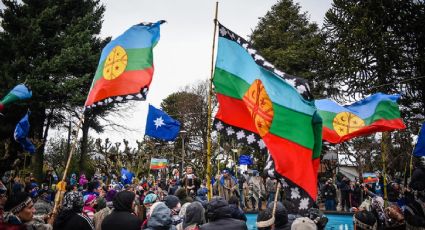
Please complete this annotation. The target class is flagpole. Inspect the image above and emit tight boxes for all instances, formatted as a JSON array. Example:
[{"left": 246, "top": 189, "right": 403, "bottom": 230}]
[
  {"left": 50, "top": 113, "right": 85, "bottom": 224},
  {"left": 381, "top": 131, "right": 390, "bottom": 205},
  {"left": 206, "top": 1, "right": 219, "bottom": 201}
]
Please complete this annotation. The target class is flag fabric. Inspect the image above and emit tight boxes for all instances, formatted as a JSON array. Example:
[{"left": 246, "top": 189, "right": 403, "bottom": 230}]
[
  {"left": 145, "top": 104, "right": 181, "bottom": 141},
  {"left": 120, "top": 168, "right": 134, "bottom": 185},
  {"left": 150, "top": 158, "right": 168, "bottom": 170},
  {"left": 14, "top": 112, "right": 36, "bottom": 154},
  {"left": 213, "top": 23, "right": 322, "bottom": 212},
  {"left": 239, "top": 155, "right": 253, "bottom": 165},
  {"left": 0, "top": 84, "right": 32, "bottom": 112},
  {"left": 316, "top": 93, "right": 406, "bottom": 144},
  {"left": 85, "top": 21, "right": 165, "bottom": 109},
  {"left": 362, "top": 172, "right": 378, "bottom": 184},
  {"left": 413, "top": 122, "right": 425, "bottom": 157}
]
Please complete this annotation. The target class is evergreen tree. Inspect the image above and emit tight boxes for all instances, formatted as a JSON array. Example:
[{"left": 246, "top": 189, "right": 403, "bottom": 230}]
[{"left": 0, "top": 0, "right": 107, "bottom": 178}]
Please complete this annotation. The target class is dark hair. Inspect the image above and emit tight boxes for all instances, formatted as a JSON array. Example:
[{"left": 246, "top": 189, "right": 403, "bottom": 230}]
[{"left": 354, "top": 210, "right": 377, "bottom": 230}]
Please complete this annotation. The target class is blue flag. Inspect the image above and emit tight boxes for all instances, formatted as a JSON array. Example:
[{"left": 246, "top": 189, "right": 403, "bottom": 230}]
[
  {"left": 121, "top": 168, "right": 134, "bottom": 185},
  {"left": 145, "top": 104, "right": 181, "bottom": 141},
  {"left": 414, "top": 122, "right": 425, "bottom": 157},
  {"left": 239, "top": 155, "right": 253, "bottom": 165},
  {"left": 14, "top": 112, "right": 35, "bottom": 154}
]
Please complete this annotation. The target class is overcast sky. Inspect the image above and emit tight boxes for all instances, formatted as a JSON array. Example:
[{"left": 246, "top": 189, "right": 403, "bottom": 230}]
[{"left": 92, "top": 0, "right": 333, "bottom": 146}]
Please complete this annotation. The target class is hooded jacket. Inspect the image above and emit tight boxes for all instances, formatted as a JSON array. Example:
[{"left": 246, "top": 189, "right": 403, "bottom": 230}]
[
  {"left": 101, "top": 191, "right": 141, "bottom": 230},
  {"left": 200, "top": 197, "right": 247, "bottom": 230},
  {"left": 145, "top": 202, "right": 176, "bottom": 230}
]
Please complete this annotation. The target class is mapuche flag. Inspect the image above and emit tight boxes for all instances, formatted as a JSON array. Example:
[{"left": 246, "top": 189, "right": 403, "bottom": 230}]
[
  {"left": 85, "top": 21, "right": 165, "bottom": 109},
  {"left": 150, "top": 158, "right": 168, "bottom": 170},
  {"left": 316, "top": 93, "right": 406, "bottom": 144},
  {"left": 213, "top": 23, "right": 322, "bottom": 211},
  {"left": 0, "top": 84, "right": 32, "bottom": 112}
]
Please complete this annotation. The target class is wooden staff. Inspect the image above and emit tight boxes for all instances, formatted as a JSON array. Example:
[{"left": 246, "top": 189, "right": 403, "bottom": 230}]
[
  {"left": 206, "top": 1, "right": 219, "bottom": 201},
  {"left": 50, "top": 114, "right": 85, "bottom": 223},
  {"left": 381, "top": 131, "right": 389, "bottom": 206}
]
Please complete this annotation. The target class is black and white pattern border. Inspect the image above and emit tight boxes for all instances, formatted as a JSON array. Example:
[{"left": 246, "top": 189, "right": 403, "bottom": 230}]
[
  {"left": 85, "top": 87, "right": 149, "bottom": 110},
  {"left": 264, "top": 153, "right": 315, "bottom": 215},
  {"left": 217, "top": 22, "right": 313, "bottom": 101},
  {"left": 213, "top": 119, "right": 267, "bottom": 153}
]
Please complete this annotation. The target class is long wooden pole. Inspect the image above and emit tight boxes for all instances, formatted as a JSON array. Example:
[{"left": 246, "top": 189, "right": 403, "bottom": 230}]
[
  {"left": 381, "top": 131, "right": 389, "bottom": 205},
  {"left": 206, "top": 1, "right": 219, "bottom": 201},
  {"left": 50, "top": 114, "right": 85, "bottom": 223}
]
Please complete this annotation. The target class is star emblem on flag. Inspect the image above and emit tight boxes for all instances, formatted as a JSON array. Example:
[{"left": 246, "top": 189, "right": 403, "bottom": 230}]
[{"left": 154, "top": 116, "right": 165, "bottom": 129}]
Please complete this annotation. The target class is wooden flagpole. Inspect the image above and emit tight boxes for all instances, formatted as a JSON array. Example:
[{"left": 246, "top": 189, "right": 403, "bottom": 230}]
[
  {"left": 206, "top": 1, "right": 219, "bottom": 201},
  {"left": 50, "top": 113, "right": 85, "bottom": 223}
]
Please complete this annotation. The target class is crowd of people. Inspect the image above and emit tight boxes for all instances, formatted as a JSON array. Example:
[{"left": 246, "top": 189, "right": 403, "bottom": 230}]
[{"left": 0, "top": 161, "right": 424, "bottom": 230}]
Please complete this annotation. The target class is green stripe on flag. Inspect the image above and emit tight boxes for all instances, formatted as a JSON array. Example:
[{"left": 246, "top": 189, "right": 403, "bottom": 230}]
[
  {"left": 363, "top": 100, "right": 401, "bottom": 124},
  {"left": 213, "top": 67, "right": 250, "bottom": 99},
  {"left": 317, "top": 110, "right": 337, "bottom": 129},
  {"left": 270, "top": 103, "right": 315, "bottom": 150}
]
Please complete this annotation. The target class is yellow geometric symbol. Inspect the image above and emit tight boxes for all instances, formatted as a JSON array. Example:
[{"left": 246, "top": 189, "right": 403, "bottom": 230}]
[
  {"left": 103, "top": 45, "right": 128, "bottom": 80},
  {"left": 332, "top": 112, "right": 365, "bottom": 136},
  {"left": 243, "top": 79, "right": 274, "bottom": 137}
]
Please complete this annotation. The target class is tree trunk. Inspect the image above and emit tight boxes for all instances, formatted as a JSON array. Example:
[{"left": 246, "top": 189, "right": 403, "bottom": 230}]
[{"left": 79, "top": 116, "right": 91, "bottom": 173}]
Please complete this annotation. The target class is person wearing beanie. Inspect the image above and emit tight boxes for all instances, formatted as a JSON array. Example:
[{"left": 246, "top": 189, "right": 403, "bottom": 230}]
[
  {"left": 164, "top": 195, "right": 182, "bottom": 226},
  {"left": 93, "top": 189, "right": 116, "bottom": 230},
  {"left": 145, "top": 202, "right": 176, "bottom": 230},
  {"left": 353, "top": 210, "right": 377, "bottom": 230},
  {"left": 200, "top": 196, "right": 247, "bottom": 230},
  {"left": 291, "top": 217, "right": 317, "bottom": 230},
  {"left": 101, "top": 190, "right": 141, "bottom": 230},
  {"left": 267, "top": 201, "right": 289, "bottom": 230},
  {"left": 175, "top": 188, "right": 193, "bottom": 206},
  {"left": 53, "top": 191, "right": 94, "bottom": 230},
  {"left": 3, "top": 191, "right": 46, "bottom": 229},
  {"left": 34, "top": 189, "right": 53, "bottom": 220},
  {"left": 256, "top": 210, "right": 273, "bottom": 230},
  {"left": 82, "top": 194, "right": 97, "bottom": 220}
]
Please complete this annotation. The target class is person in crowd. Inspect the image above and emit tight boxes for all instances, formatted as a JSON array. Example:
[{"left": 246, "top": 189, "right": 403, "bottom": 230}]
[
  {"left": 195, "top": 187, "right": 208, "bottom": 206},
  {"left": 83, "top": 182, "right": 100, "bottom": 197},
  {"left": 175, "top": 202, "right": 191, "bottom": 230},
  {"left": 79, "top": 174, "right": 88, "bottom": 187},
  {"left": 216, "top": 169, "right": 239, "bottom": 202},
  {"left": 353, "top": 210, "right": 377, "bottom": 230},
  {"left": 93, "top": 189, "right": 116, "bottom": 230},
  {"left": 3, "top": 191, "right": 52, "bottom": 229},
  {"left": 267, "top": 201, "right": 290, "bottom": 230},
  {"left": 321, "top": 178, "right": 337, "bottom": 211},
  {"left": 404, "top": 159, "right": 425, "bottom": 229},
  {"left": 82, "top": 194, "right": 97, "bottom": 220},
  {"left": 33, "top": 189, "right": 53, "bottom": 219},
  {"left": 168, "top": 179, "right": 179, "bottom": 196},
  {"left": 237, "top": 172, "right": 247, "bottom": 209},
  {"left": 164, "top": 195, "right": 182, "bottom": 226},
  {"left": 338, "top": 176, "right": 351, "bottom": 212},
  {"left": 350, "top": 180, "right": 362, "bottom": 209},
  {"left": 181, "top": 201, "right": 205, "bottom": 230},
  {"left": 144, "top": 202, "right": 175, "bottom": 230},
  {"left": 265, "top": 177, "right": 277, "bottom": 207},
  {"left": 282, "top": 200, "right": 301, "bottom": 227},
  {"left": 175, "top": 188, "right": 193, "bottom": 206},
  {"left": 54, "top": 191, "right": 94, "bottom": 230},
  {"left": 291, "top": 217, "right": 317, "bottom": 230},
  {"left": 101, "top": 190, "right": 141, "bottom": 230},
  {"left": 200, "top": 196, "right": 247, "bottom": 230},
  {"left": 228, "top": 195, "right": 246, "bottom": 222},
  {"left": 95, "top": 186, "right": 107, "bottom": 212},
  {"left": 248, "top": 171, "right": 265, "bottom": 211},
  {"left": 181, "top": 166, "right": 200, "bottom": 197},
  {"left": 256, "top": 209, "right": 273, "bottom": 230}
]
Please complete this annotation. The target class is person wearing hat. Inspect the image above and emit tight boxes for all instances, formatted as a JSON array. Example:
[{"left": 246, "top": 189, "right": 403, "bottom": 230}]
[
  {"left": 54, "top": 191, "right": 94, "bottom": 230},
  {"left": 164, "top": 195, "right": 182, "bottom": 226},
  {"left": 82, "top": 194, "right": 97, "bottom": 220},
  {"left": 33, "top": 189, "right": 53, "bottom": 220},
  {"left": 3, "top": 191, "right": 52, "bottom": 229},
  {"left": 216, "top": 169, "right": 239, "bottom": 202},
  {"left": 200, "top": 196, "right": 247, "bottom": 230},
  {"left": 144, "top": 202, "right": 175, "bottom": 230},
  {"left": 291, "top": 217, "right": 317, "bottom": 230},
  {"left": 321, "top": 178, "right": 337, "bottom": 211},
  {"left": 102, "top": 190, "right": 141, "bottom": 230}
]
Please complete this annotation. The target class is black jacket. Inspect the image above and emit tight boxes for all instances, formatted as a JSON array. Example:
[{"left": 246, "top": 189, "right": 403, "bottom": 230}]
[
  {"left": 101, "top": 211, "right": 141, "bottom": 230},
  {"left": 199, "top": 218, "right": 247, "bottom": 230},
  {"left": 53, "top": 212, "right": 94, "bottom": 230}
]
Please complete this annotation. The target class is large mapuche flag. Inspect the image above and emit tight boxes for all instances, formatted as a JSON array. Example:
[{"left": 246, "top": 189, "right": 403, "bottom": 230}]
[
  {"left": 85, "top": 21, "right": 165, "bottom": 109},
  {"left": 213, "top": 23, "right": 322, "bottom": 211},
  {"left": 316, "top": 93, "right": 406, "bottom": 143},
  {"left": 0, "top": 84, "right": 32, "bottom": 112}
]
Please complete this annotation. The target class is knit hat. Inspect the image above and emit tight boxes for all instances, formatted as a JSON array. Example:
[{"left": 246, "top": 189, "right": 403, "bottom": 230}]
[
  {"left": 164, "top": 195, "right": 180, "bottom": 209},
  {"left": 113, "top": 190, "right": 135, "bottom": 212},
  {"left": 105, "top": 189, "right": 117, "bottom": 202},
  {"left": 62, "top": 191, "right": 84, "bottom": 212},
  {"left": 83, "top": 194, "right": 97, "bottom": 205},
  {"left": 4, "top": 192, "right": 32, "bottom": 214},
  {"left": 291, "top": 217, "right": 317, "bottom": 230},
  {"left": 143, "top": 193, "right": 158, "bottom": 205}
]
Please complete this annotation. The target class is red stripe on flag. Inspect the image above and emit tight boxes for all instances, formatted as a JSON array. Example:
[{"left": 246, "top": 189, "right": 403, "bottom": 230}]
[
  {"left": 85, "top": 67, "right": 154, "bottom": 106},
  {"left": 215, "top": 93, "right": 258, "bottom": 134},
  {"left": 323, "top": 118, "right": 406, "bottom": 144},
  {"left": 262, "top": 133, "right": 317, "bottom": 200}
]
